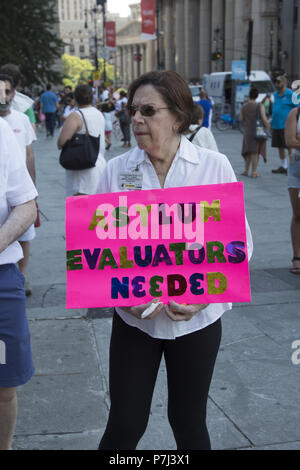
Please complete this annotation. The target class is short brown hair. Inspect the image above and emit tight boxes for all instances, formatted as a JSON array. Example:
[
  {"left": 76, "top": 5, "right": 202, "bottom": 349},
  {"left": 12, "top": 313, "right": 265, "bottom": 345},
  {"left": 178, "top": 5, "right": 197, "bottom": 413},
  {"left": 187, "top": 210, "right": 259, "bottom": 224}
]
[
  {"left": 127, "top": 70, "right": 193, "bottom": 134},
  {"left": 0, "top": 64, "right": 21, "bottom": 89},
  {"left": 191, "top": 104, "right": 204, "bottom": 124},
  {"left": 74, "top": 84, "right": 93, "bottom": 105}
]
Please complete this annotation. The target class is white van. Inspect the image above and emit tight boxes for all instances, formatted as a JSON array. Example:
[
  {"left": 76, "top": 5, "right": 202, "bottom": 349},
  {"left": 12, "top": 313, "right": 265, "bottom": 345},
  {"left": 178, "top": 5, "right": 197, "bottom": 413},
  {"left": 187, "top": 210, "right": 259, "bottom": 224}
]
[{"left": 203, "top": 70, "right": 275, "bottom": 112}]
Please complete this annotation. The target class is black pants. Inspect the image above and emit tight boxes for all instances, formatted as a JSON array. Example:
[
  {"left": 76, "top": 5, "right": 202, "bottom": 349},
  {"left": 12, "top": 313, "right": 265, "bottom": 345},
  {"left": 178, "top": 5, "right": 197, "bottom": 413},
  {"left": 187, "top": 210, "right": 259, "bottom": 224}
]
[
  {"left": 119, "top": 121, "right": 131, "bottom": 142},
  {"left": 98, "top": 313, "right": 222, "bottom": 450},
  {"left": 45, "top": 112, "right": 56, "bottom": 136}
]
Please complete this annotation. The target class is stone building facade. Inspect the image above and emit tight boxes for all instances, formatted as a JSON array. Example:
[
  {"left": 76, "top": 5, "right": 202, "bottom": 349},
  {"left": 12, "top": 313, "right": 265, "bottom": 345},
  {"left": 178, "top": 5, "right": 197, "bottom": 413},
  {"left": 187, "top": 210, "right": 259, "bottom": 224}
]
[
  {"left": 57, "top": 0, "right": 128, "bottom": 63},
  {"left": 115, "top": 0, "right": 293, "bottom": 86},
  {"left": 278, "top": 0, "right": 300, "bottom": 81}
]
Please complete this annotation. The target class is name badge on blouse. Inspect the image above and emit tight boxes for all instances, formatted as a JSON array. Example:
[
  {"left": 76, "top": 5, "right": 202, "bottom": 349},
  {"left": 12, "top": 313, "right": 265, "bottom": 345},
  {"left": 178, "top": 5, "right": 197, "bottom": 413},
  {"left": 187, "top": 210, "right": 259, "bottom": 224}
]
[{"left": 119, "top": 171, "right": 143, "bottom": 190}]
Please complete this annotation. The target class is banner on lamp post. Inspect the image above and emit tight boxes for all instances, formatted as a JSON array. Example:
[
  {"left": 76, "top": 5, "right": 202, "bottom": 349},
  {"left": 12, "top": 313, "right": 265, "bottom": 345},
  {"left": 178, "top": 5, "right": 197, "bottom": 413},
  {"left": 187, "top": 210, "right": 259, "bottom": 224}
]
[
  {"left": 105, "top": 21, "right": 116, "bottom": 48},
  {"left": 141, "top": 0, "right": 156, "bottom": 40}
]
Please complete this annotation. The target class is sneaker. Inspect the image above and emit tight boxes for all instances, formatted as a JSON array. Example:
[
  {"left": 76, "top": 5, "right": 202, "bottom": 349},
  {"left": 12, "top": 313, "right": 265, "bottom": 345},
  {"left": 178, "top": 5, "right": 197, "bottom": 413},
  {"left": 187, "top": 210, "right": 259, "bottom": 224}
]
[
  {"left": 272, "top": 166, "right": 287, "bottom": 174},
  {"left": 25, "top": 281, "right": 32, "bottom": 297}
]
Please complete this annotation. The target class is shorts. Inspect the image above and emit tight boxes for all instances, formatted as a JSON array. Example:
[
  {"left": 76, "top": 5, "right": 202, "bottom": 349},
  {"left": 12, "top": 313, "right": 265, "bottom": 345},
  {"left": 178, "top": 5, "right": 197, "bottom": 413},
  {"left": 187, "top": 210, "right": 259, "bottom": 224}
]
[
  {"left": 272, "top": 129, "right": 287, "bottom": 149},
  {"left": 18, "top": 223, "right": 35, "bottom": 242},
  {"left": 0, "top": 264, "right": 35, "bottom": 387},
  {"left": 105, "top": 130, "right": 112, "bottom": 136},
  {"left": 287, "top": 154, "right": 300, "bottom": 189}
]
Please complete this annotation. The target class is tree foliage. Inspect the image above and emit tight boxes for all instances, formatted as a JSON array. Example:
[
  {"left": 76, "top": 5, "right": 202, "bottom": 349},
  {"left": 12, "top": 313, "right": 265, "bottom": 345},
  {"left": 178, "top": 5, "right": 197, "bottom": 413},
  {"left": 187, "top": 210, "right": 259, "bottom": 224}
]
[
  {"left": 0, "top": 0, "right": 64, "bottom": 87},
  {"left": 62, "top": 53, "right": 116, "bottom": 88},
  {"left": 62, "top": 54, "right": 95, "bottom": 89}
]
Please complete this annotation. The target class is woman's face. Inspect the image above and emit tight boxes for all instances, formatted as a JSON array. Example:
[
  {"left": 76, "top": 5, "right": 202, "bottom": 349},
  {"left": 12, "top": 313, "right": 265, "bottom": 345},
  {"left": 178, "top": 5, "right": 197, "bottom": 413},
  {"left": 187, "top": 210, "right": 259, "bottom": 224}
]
[
  {"left": 68, "top": 97, "right": 76, "bottom": 108},
  {"left": 131, "top": 84, "right": 181, "bottom": 154}
]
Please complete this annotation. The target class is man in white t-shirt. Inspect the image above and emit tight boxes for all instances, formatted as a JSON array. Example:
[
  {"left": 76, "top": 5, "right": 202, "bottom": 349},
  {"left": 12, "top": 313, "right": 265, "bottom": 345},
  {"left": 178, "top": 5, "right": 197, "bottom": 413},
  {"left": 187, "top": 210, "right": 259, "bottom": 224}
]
[
  {"left": 0, "top": 74, "right": 37, "bottom": 296},
  {"left": 0, "top": 117, "right": 37, "bottom": 450}
]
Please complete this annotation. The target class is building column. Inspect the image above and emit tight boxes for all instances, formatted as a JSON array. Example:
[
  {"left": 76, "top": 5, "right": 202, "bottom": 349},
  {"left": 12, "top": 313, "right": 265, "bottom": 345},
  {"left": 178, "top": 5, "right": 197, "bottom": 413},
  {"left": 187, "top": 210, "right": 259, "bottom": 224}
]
[
  {"left": 130, "top": 45, "right": 135, "bottom": 83},
  {"left": 251, "top": 0, "right": 264, "bottom": 69},
  {"left": 233, "top": 0, "right": 247, "bottom": 62},
  {"left": 199, "top": 0, "right": 212, "bottom": 77},
  {"left": 141, "top": 43, "right": 147, "bottom": 74},
  {"left": 224, "top": 0, "right": 235, "bottom": 70},
  {"left": 175, "top": 0, "right": 185, "bottom": 77},
  {"left": 184, "top": 0, "right": 200, "bottom": 80},
  {"left": 164, "top": 0, "right": 175, "bottom": 70},
  {"left": 124, "top": 46, "right": 130, "bottom": 86},
  {"left": 118, "top": 46, "right": 124, "bottom": 85}
]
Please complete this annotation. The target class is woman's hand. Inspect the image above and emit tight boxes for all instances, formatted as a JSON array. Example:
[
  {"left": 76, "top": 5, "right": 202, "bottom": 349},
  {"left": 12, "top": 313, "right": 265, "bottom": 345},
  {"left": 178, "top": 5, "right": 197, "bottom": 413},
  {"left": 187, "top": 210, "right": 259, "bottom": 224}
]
[
  {"left": 165, "top": 300, "right": 209, "bottom": 322},
  {"left": 120, "top": 299, "right": 164, "bottom": 320}
]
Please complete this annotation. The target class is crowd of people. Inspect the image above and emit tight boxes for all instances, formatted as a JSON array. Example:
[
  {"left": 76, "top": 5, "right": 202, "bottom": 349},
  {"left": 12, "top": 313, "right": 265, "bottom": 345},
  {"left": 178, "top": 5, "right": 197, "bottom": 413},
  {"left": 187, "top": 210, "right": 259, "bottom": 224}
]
[{"left": 0, "top": 61, "right": 299, "bottom": 451}]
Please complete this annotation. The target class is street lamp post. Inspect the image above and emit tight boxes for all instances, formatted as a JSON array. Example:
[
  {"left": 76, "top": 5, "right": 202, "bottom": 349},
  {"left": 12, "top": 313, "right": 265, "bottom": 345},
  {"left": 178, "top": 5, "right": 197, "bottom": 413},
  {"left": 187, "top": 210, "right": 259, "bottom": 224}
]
[
  {"left": 93, "top": 8, "right": 99, "bottom": 71},
  {"left": 269, "top": 22, "right": 274, "bottom": 71},
  {"left": 84, "top": 7, "right": 99, "bottom": 71}
]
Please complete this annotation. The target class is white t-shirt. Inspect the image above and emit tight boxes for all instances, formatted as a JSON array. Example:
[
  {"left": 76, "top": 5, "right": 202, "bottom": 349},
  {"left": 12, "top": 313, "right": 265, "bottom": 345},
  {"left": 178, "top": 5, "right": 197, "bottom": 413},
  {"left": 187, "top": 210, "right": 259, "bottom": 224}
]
[
  {"left": 101, "top": 89, "right": 109, "bottom": 101},
  {"left": 0, "top": 118, "right": 38, "bottom": 264},
  {"left": 63, "top": 105, "right": 78, "bottom": 119},
  {"left": 96, "top": 136, "right": 253, "bottom": 340},
  {"left": 65, "top": 107, "right": 107, "bottom": 197},
  {"left": 115, "top": 97, "right": 128, "bottom": 111},
  {"left": 3, "top": 109, "right": 36, "bottom": 161},
  {"left": 103, "top": 110, "right": 114, "bottom": 132}
]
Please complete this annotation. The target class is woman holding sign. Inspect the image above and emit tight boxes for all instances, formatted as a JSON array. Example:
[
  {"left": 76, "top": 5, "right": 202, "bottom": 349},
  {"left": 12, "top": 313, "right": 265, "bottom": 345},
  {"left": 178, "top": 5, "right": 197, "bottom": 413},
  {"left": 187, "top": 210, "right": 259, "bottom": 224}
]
[{"left": 96, "top": 71, "right": 253, "bottom": 450}]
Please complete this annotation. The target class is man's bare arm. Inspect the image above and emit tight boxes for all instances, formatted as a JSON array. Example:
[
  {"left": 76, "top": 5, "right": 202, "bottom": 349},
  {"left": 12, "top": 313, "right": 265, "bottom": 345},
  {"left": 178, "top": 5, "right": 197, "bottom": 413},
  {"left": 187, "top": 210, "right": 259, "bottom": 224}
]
[
  {"left": 0, "top": 201, "right": 36, "bottom": 254},
  {"left": 26, "top": 145, "right": 36, "bottom": 185}
]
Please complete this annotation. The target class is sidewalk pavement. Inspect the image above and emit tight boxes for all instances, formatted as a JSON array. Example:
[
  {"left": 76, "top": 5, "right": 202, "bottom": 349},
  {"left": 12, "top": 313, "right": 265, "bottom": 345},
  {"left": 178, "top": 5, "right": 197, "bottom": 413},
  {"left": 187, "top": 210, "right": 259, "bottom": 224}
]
[{"left": 13, "top": 125, "right": 300, "bottom": 450}]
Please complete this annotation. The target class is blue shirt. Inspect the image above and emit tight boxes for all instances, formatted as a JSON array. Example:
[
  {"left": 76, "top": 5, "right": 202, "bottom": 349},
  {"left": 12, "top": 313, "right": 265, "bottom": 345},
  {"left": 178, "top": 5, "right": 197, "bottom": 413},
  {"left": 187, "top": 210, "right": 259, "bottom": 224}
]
[
  {"left": 40, "top": 90, "right": 58, "bottom": 113},
  {"left": 199, "top": 99, "right": 212, "bottom": 128},
  {"left": 272, "top": 88, "right": 297, "bottom": 129}
]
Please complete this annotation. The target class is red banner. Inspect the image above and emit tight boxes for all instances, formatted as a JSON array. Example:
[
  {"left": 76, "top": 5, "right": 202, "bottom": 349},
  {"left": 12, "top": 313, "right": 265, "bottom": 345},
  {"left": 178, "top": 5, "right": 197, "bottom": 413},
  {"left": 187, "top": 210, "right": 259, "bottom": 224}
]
[
  {"left": 105, "top": 21, "right": 116, "bottom": 48},
  {"left": 141, "top": 0, "right": 156, "bottom": 39}
]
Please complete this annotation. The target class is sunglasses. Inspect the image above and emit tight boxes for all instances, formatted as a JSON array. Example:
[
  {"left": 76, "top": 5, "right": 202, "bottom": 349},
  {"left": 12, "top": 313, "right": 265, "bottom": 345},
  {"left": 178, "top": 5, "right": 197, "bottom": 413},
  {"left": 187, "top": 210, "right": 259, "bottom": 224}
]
[{"left": 127, "top": 104, "right": 169, "bottom": 117}]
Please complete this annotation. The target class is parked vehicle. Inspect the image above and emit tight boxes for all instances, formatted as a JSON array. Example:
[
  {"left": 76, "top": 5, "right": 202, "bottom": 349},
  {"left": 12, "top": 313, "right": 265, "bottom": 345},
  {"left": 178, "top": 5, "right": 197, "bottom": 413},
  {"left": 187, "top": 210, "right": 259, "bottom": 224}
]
[{"left": 203, "top": 70, "right": 275, "bottom": 114}]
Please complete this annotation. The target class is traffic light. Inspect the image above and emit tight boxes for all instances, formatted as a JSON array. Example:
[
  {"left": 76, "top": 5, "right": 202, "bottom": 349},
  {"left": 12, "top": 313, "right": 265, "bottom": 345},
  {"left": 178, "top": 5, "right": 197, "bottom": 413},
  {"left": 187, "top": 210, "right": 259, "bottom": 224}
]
[{"left": 211, "top": 51, "right": 222, "bottom": 61}]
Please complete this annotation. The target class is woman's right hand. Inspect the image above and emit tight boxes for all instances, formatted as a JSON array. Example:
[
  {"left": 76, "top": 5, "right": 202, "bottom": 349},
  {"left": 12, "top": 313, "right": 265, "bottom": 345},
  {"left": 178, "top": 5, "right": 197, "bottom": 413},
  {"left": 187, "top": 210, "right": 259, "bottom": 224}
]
[{"left": 120, "top": 299, "right": 164, "bottom": 320}]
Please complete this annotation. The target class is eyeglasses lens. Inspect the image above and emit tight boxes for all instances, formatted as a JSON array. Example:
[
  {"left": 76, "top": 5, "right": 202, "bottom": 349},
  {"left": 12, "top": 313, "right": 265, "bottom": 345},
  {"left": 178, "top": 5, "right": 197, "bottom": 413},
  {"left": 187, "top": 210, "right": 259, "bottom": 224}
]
[{"left": 128, "top": 105, "right": 156, "bottom": 117}]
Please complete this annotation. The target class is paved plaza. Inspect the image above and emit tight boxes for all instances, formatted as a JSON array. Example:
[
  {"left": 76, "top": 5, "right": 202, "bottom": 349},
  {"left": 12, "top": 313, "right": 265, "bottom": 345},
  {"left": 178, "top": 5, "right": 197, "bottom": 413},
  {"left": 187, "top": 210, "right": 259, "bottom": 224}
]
[{"left": 13, "top": 125, "right": 300, "bottom": 450}]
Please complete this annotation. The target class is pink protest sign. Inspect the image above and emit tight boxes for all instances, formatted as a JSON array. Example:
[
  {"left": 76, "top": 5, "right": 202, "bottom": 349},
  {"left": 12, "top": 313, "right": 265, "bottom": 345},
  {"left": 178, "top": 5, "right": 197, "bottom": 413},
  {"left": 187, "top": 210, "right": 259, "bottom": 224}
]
[{"left": 65, "top": 182, "right": 251, "bottom": 308}]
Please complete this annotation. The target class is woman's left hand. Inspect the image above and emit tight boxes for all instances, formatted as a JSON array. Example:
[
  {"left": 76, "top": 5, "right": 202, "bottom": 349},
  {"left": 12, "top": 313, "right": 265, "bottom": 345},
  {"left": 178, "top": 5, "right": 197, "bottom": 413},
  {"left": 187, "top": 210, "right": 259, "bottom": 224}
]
[{"left": 165, "top": 300, "right": 209, "bottom": 322}]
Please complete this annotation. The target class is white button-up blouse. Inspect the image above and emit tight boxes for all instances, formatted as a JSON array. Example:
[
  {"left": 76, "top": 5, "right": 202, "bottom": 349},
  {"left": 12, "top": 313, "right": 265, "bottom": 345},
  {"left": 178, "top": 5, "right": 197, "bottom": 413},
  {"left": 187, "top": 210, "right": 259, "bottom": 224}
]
[{"left": 96, "top": 136, "right": 253, "bottom": 339}]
